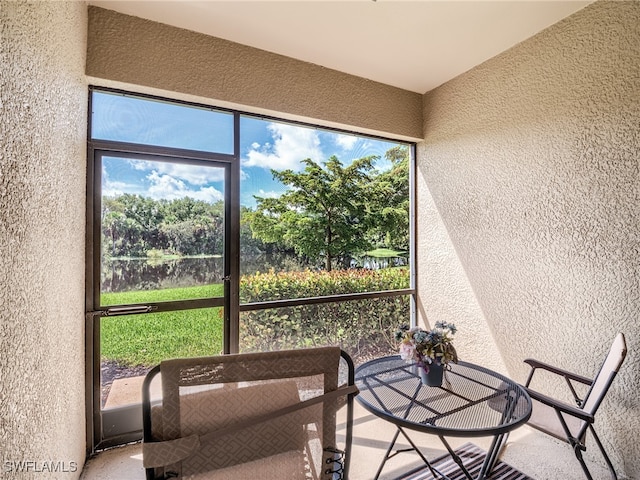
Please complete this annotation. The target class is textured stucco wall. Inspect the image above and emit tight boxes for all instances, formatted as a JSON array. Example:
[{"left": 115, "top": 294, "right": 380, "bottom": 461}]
[
  {"left": 0, "top": 1, "right": 87, "bottom": 478},
  {"left": 417, "top": 1, "right": 639, "bottom": 477},
  {"left": 86, "top": 6, "right": 422, "bottom": 141}
]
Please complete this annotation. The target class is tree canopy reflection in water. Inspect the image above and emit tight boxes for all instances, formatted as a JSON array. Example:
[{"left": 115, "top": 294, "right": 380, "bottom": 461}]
[{"left": 102, "top": 252, "right": 407, "bottom": 294}]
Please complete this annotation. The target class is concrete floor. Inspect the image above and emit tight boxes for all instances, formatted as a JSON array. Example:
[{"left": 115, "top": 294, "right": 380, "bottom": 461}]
[{"left": 80, "top": 401, "right": 613, "bottom": 480}]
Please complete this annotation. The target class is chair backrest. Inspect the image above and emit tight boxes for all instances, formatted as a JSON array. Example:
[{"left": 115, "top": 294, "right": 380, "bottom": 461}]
[
  {"left": 142, "top": 346, "right": 356, "bottom": 480},
  {"left": 581, "top": 333, "right": 627, "bottom": 415}
]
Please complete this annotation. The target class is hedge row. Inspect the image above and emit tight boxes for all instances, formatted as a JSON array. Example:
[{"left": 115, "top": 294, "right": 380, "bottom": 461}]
[{"left": 239, "top": 267, "right": 409, "bottom": 362}]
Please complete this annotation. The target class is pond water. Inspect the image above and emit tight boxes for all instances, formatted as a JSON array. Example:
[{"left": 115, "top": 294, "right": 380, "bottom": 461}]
[
  {"left": 102, "top": 256, "right": 225, "bottom": 293},
  {"left": 102, "top": 253, "right": 407, "bottom": 293}
]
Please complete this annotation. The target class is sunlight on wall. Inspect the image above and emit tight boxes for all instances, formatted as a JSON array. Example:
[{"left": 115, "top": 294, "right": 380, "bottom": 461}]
[{"left": 417, "top": 1, "right": 639, "bottom": 478}]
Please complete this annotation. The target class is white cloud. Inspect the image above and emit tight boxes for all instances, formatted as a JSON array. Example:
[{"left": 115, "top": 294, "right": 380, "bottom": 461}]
[
  {"left": 130, "top": 159, "right": 150, "bottom": 171},
  {"left": 129, "top": 159, "right": 225, "bottom": 185},
  {"left": 159, "top": 162, "right": 225, "bottom": 186},
  {"left": 147, "top": 171, "right": 186, "bottom": 199},
  {"left": 102, "top": 179, "right": 136, "bottom": 197},
  {"left": 189, "top": 186, "right": 225, "bottom": 203},
  {"left": 243, "top": 123, "right": 323, "bottom": 171},
  {"left": 335, "top": 133, "right": 358, "bottom": 150},
  {"left": 256, "top": 189, "right": 281, "bottom": 199},
  {"left": 147, "top": 171, "right": 223, "bottom": 203},
  {"left": 102, "top": 165, "right": 143, "bottom": 197}
]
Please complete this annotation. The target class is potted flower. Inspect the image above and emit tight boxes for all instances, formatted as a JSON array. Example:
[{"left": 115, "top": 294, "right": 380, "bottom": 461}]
[{"left": 395, "top": 321, "right": 458, "bottom": 386}]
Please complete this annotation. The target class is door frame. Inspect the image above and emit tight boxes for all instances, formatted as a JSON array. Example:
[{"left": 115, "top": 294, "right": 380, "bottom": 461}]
[{"left": 85, "top": 88, "right": 241, "bottom": 451}]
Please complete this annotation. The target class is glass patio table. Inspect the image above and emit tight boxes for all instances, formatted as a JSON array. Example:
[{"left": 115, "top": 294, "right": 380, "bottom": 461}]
[{"left": 355, "top": 356, "right": 532, "bottom": 480}]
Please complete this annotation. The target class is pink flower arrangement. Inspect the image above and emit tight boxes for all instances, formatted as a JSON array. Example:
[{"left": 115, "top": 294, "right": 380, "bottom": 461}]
[{"left": 395, "top": 322, "right": 459, "bottom": 372}]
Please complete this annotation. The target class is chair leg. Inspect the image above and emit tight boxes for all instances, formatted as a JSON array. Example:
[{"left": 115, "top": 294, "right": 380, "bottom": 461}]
[
  {"left": 570, "top": 427, "right": 619, "bottom": 480},
  {"left": 588, "top": 425, "right": 618, "bottom": 480},
  {"left": 572, "top": 442, "right": 594, "bottom": 480}
]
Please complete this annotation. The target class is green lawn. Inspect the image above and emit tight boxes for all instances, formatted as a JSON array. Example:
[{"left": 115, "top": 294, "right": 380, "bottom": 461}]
[
  {"left": 101, "top": 284, "right": 224, "bottom": 366},
  {"left": 366, "top": 248, "right": 407, "bottom": 258},
  {"left": 100, "top": 267, "right": 407, "bottom": 367},
  {"left": 101, "top": 283, "right": 224, "bottom": 306}
]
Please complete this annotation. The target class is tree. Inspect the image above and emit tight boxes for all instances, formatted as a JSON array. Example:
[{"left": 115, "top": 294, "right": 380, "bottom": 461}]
[
  {"left": 250, "top": 156, "right": 377, "bottom": 271},
  {"left": 102, "top": 195, "right": 153, "bottom": 258},
  {"left": 101, "top": 195, "right": 224, "bottom": 258},
  {"left": 368, "top": 145, "right": 410, "bottom": 251},
  {"left": 161, "top": 198, "right": 224, "bottom": 255},
  {"left": 240, "top": 206, "right": 270, "bottom": 255},
  {"left": 102, "top": 209, "right": 145, "bottom": 258}
]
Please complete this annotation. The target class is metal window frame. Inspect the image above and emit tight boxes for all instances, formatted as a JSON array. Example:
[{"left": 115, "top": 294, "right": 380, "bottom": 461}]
[{"left": 85, "top": 85, "right": 417, "bottom": 453}]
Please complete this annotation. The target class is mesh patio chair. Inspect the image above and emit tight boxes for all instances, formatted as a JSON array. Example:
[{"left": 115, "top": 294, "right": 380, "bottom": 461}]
[
  {"left": 141, "top": 346, "right": 357, "bottom": 480},
  {"left": 522, "top": 332, "right": 627, "bottom": 480}
]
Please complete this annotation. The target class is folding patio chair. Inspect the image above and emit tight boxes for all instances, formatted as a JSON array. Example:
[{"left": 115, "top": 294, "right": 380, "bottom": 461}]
[
  {"left": 522, "top": 332, "right": 627, "bottom": 480},
  {"left": 141, "top": 346, "right": 357, "bottom": 480}
]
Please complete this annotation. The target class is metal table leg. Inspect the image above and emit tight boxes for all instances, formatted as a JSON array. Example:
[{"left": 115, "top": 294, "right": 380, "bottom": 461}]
[
  {"left": 438, "top": 436, "right": 474, "bottom": 480},
  {"left": 374, "top": 427, "right": 442, "bottom": 480}
]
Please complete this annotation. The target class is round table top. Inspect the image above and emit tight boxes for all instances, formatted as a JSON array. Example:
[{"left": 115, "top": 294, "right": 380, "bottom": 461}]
[{"left": 355, "top": 356, "right": 532, "bottom": 438}]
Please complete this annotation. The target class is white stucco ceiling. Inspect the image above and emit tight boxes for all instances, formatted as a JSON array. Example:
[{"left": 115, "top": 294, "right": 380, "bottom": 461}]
[{"left": 89, "top": 0, "right": 593, "bottom": 93}]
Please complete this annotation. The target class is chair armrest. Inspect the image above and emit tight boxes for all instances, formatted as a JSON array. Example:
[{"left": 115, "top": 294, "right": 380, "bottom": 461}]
[
  {"left": 525, "top": 387, "right": 595, "bottom": 424},
  {"left": 523, "top": 358, "right": 593, "bottom": 385}
]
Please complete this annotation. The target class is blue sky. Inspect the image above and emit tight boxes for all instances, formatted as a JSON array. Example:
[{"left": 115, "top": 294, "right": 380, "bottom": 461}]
[{"left": 93, "top": 91, "right": 403, "bottom": 208}]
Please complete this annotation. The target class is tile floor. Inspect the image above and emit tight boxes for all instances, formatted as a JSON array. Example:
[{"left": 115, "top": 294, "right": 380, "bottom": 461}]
[{"left": 80, "top": 401, "right": 613, "bottom": 480}]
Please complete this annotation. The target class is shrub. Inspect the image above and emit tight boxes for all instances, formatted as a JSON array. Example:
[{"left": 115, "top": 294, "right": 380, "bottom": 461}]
[
  {"left": 146, "top": 248, "right": 164, "bottom": 259},
  {"left": 239, "top": 267, "right": 409, "bottom": 363}
]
